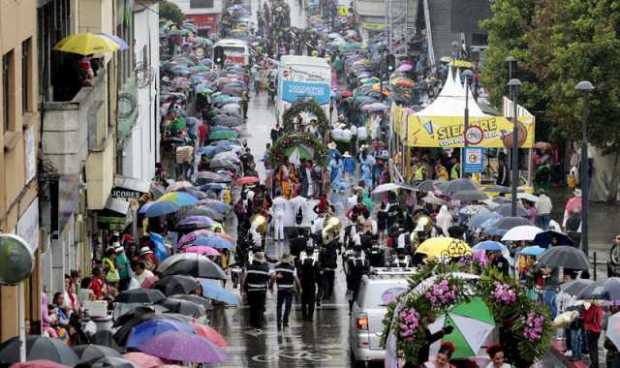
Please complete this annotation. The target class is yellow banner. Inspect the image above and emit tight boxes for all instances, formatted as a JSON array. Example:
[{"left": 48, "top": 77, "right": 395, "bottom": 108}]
[
  {"left": 362, "top": 22, "right": 385, "bottom": 31},
  {"left": 406, "top": 114, "right": 535, "bottom": 148}
]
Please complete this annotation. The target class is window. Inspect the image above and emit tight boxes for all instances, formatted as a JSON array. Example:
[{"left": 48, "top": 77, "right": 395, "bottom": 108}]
[
  {"left": 22, "top": 38, "right": 32, "bottom": 113},
  {"left": 3, "top": 50, "right": 14, "bottom": 132},
  {"left": 190, "top": 0, "right": 214, "bottom": 8}
]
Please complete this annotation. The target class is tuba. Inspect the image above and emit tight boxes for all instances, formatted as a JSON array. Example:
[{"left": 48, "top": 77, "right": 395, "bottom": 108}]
[
  {"left": 250, "top": 214, "right": 268, "bottom": 236},
  {"left": 321, "top": 215, "right": 342, "bottom": 244},
  {"left": 409, "top": 215, "right": 434, "bottom": 246}
]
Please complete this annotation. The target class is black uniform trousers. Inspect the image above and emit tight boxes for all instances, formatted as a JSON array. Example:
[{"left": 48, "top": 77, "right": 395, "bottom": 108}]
[
  {"left": 301, "top": 285, "right": 316, "bottom": 321},
  {"left": 247, "top": 290, "right": 267, "bottom": 328},
  {"left": 276, "top": 288, "right": 293, "bottom": 325}
]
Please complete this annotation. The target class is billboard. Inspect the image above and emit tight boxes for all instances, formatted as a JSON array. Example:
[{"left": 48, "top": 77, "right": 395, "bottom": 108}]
[{"left": 281, "top": 80, "right": 331, "bottom": 105}]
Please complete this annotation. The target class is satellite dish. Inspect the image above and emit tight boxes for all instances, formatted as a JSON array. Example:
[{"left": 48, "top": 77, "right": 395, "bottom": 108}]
[{"left": 0, "top": 234, "right": 34, "bottom": 285}]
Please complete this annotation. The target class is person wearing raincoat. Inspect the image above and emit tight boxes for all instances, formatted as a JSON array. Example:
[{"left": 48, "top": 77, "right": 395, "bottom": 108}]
[
  {"left": 329, "top": 156, "right": 344, "bottom": 184},
  {"left": 342, "top": 151, "right": 356, "bottom": 180},
  {"left": 436, "top": 205, "right": 453, "bottom": 236},
  {"left": 361, "top": 163, "right": 372, "bottom": 190}
]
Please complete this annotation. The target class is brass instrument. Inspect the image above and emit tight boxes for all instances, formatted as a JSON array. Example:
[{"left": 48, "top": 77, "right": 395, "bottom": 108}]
[
  {"left": 250, "top": 214, "right": 268, "bottom": 235},
  {"left": 409, "top": 215, "right": 434, "bottom": 245},
  {"left": 321, "top": 215, "right": 342, "bottom": 244}
]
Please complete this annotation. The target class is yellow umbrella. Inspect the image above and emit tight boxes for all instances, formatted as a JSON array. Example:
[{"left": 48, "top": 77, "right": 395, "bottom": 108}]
[
  {"left": 416, "top": 237, "right": 472, "bottom": 258},
  {"left": 54, "top": 33, "right": 119, "bottom": 55},
  {"left": 450, "top": 59, "right": 474, "bottom": 69}
]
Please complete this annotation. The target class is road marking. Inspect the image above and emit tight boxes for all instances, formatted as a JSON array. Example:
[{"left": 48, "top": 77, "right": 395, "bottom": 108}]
[{"left": 251, "top": 351, "right": 332, "bottom": 363}]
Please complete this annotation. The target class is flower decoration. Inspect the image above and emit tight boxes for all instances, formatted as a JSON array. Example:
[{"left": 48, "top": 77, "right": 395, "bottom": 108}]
[
  {"left": 523, "top": 312, "right": 545, "bottom": 342},
  {"left": 398, "top": 308, "right": 420, "bottom": 341},
  {"left": 281, "top": 99, "right": 330, "bottom": 136},
  {"left": 491, "top": 282, "right": 517, "bottom": 305},
  {"left": 424, "top": 279, "right": 458, "bottom": 306}
]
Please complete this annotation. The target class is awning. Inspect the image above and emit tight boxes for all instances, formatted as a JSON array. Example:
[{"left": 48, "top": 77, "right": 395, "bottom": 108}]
[
  {"left": 104, "top": 197, "right": 130, "bottom": 216},
  {"left": 111, "top": 176, "right": 151, "bottom": 199}
]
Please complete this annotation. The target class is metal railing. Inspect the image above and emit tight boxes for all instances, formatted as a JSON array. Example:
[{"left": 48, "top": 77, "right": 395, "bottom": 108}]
[{"left": 423, "top": 0, "right": 436, "bottom": 70}]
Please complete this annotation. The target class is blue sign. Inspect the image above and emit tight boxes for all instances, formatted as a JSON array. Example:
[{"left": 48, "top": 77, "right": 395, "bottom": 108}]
[
  {"left": 282, "top": 80, "right": 331, "bottom": 105},
  {"left": 463, "top": 147, "right": 484, "bottom": 173}
]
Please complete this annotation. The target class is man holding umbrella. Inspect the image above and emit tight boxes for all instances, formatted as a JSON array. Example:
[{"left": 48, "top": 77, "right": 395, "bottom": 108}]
[{"left": 242, "top": 252, "right": 271, "bottom": 329}]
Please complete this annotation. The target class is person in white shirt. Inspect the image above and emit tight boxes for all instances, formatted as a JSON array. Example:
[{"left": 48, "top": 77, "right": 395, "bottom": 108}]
[
  {"left": 535, "top": 190, "right": 553, "bottom": 230},
  {"left": 485, "top": 345, "right": 513, "bottom": 368},
  {"left": 272, "top": 190, "right": 288, "bottom": 243},
  {"left": 134, "top": 261, "right": 154, "bottom": 286}
]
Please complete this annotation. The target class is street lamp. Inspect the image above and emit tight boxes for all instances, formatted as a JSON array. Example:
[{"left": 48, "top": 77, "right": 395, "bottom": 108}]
[
  {"left": 461, "top": 69, "right": 474, "bottom": 177},
  {"left": 507, "top": 78, "right": 522, "bottom": 217},
  {"left": 575, "top": 80, "right": 594, "bottom": 256},
  {"left": 505, "top": 56, "right": 516, "bottom": 80}
]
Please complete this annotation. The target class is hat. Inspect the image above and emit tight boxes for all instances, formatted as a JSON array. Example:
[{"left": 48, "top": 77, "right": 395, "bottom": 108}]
[
  {"left": 253, "top": 252, "right": 266, "bottom": 262},
  {"left": 281, "top": 254, "right": 294, "bottom": 263},
  {"left": 343, "top": 151, "right": 351, "bottom": 157},
  {"left": 327, "top": 142, "right": 337, "bottom": 150},
  {"left": 574, "top": 188, "right": 582, "bottom": 197},
  {"left": 139, "top": 247, "right": 153, "bottom": 256}
]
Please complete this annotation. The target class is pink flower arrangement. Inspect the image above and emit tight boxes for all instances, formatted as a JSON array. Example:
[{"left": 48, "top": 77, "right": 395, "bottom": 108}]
[
  {"left": 424, "top": 279, "right": 458, "bottom": 306},
  {"left": 491, "top": 282, "right": 517, "bottom": 305},
  {"left": 398, "top": 308, "right": 421, "bottom": 341},
  {"left": 523, "top": 312, "right": 545, "bottom": 341}
]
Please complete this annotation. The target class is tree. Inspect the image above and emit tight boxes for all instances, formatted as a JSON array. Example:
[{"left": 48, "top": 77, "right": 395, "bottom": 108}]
[{"left": 160, "top": 1, "right": 184, "bottom": 25}]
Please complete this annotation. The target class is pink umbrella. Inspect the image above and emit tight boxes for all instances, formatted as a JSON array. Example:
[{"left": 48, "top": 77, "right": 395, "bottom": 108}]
[
  {"left": 141, "top": 275, "right": 159, "bottom": 289},
  {"left": 192, "top": 322, "right": 229, "bottom": 348},
  {"left": 397, "top": 63, "right": 413, "bottom": 72},
  {"left": 138, "top": 331, "right": 227, "bottom": 364},
  {"left": 183, "top": 246, "right": 220, "bottom": 256},
  {"left": 124, "top": 352, "right": 165, "bottom": 368},
  {"left": 178, "top": 230, "right": 235, "bottom": 246},
  {"left": 565, "top": 196, "right": 582, "bottom": 214}
]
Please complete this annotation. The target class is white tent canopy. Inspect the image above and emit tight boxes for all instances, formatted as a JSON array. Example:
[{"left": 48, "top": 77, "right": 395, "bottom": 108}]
[{"left": 417, "top": 68, "right": 487, "bottom": 117}]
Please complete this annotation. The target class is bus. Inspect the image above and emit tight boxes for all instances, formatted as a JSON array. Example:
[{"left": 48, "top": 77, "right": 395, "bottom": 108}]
[
  {"left": 276, "top": 55, "right": 333, "bottom": 123},
  {"left": 213, "top": 38, "right": 251, "bottom": 66}
]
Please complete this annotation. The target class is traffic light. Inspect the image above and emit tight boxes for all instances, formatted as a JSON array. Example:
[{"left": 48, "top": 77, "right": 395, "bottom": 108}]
[
  {"left": 214, "top": 46, "right": 224, "bottom": 67},
  {"left": 386, "top": 54, "right": 396, "bottom": 73}
]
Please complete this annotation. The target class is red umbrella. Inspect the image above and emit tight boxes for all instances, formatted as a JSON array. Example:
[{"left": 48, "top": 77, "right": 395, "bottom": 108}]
[
  {"left": 124, "top": 352, "right": 164, "bottom": 368},
  {"left": 183, "top": 246, "right": 220, "bottom": 256},
  {"left": 10, "top": 361, "right": 68, "bottom": 368},
  {"left": 192, "top": 323, "right": 229, "bottom": 348},
  {"left": 235, "top": 176, "right": 259, "bottom": 186}
]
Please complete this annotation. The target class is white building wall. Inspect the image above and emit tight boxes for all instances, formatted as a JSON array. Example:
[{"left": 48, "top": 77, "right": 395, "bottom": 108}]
[{"left": 168, "top": 0, "right": 223, "bottom": 15}]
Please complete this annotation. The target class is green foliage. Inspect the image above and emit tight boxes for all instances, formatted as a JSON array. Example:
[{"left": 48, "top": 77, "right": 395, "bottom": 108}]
[
  {"left": 281, "top": 99, "right": 330, "bottom": 137},
  {"left": 482, "top": 0, "right": 620, "bottom": 153},
  {"left": 160, "top": 1, "right": 185, "bottom": 25},
  {"left": 269, "top": 132, "right": 328, "bottom": 167}
]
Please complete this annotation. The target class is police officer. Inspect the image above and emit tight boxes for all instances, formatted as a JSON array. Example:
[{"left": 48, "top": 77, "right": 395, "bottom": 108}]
[
  {"left": 346, "top": 244, "right": 369, "bottom": 313},
  {"left": 318, "top": 242, "right": 338, "bottom": 302},
  {"left": 242, "top": 252, "right": 270, "bottom": 329},
  {"left": 270, "top": 254, "right": 299, "bottom": 331},
  {"left": 298, "top": 244, "right": 320, "bottom": 321}
]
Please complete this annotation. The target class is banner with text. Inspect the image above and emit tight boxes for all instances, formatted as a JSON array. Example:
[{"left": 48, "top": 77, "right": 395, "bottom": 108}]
[{"left": 282, "top": 80, "right": 331, "bottom": 105}]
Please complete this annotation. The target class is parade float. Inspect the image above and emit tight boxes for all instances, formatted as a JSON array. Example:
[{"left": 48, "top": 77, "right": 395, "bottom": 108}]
[{"left": 382, "top": 248, "right": 553, "bottom": 367}]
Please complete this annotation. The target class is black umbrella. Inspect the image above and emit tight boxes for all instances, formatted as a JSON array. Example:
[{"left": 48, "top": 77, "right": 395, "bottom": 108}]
[
  {"left": 538, "top": 246, "right": 589, "bottom": 270},
  {"left": 0, "top": 336, "right": 79, "bottom": 365},
  {"left": 560, "top": 279, "right": 594, "bottom": 296},
  {"left": 170, "top": 294, "right": 214, "bottom": 310},
  {"left": 73, "top": 344, "right": 122, "bottom": 363},
  {"left": 488, "top": 216, "right": 532, "bottom": 235},
  {"left": 154, "top": 275, "right": 202, "bottom": 296},
  {"left": 76, "top": 356, "right": 136, "bottom": 368},
  {"left": 158, "top": 253, "right": 227, "bottom": 279},
  {"left": 115, "top": 288, "right": 166, "bottom": 304},
  {"left": 494, "top": 204, "right": 528, "bottom": 217},
  {"left": 158, "top": 297, "right": 206, "bottom": 318},
  {"left": 414, "top": 180, "right": 438, "bottom": 192},
  {"left": 577, "top": 277, "right": 620, "bottom": 301},
  {"left": 436, "top": 178, "right": 477, "bottom": 194},
  {"left": 533, "top": 230, "right": 576, "bottom": 247},
  {"left": 451, "top": 190, "right": 489, "bottom": 202}
]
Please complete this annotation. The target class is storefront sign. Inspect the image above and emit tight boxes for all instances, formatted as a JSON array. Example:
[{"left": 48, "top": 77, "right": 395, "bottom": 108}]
[
  {"left": 406, "top": 115, "right": 535, "bottom": 148},
  {"left": 16, "top": 198, "right": 40, "bottom": 251},
  {"left": 463, "top": 147, "right": 483, "bottom": 173},
  {"left": 111, "top": 176, "right": 150, "bottom": 199},
  {"left": 282, "top": 80, "right": 331, "bottom": 105}
]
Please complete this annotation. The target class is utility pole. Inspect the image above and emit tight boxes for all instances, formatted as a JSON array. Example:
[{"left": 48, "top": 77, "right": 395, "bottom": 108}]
[
  {"left": 575, "top": 80, "right": 594, "bottom": 256},
  {"left": 508, "top": 78, "right": 522, "bottom": 217}
]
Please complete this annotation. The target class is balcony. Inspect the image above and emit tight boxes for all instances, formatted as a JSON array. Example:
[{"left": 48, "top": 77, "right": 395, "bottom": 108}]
[{"left": 42, "top": 71, "right": 109, "bottom": 176}]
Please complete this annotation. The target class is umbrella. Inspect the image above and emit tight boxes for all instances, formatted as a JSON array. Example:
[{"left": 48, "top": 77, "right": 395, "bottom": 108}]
[
  {"left": 192, "top": 323, "right": 228, "bottom": 348},
  {"left": 157, "top": 298, "right": 206, "bottom": 318},
  {"left": 73, "top": 345, "right": 122, "bottom": 364},
  {"left": 158, "top": 192, "right": 199, "bottom": 207},
  {"left": 415, "top": 237, "right": 472, "bottom": 259},
  {"left": 437, "top": 178, "right": 478, "bottom": 194},
  {"left": 90, "top": 331, "right": 122, "bottom": 352},
  {"left": 137, "top": 331, "right": 227, "bottom": 364},
  {"left": 371, "top": 183, "right": 416, "bottom": 195},
  {"left": 421, "top": 193, "right": 448, "bottom": 206},
  {"left": 9, "top": 361, "right": 69, "bottom": 368},
  {"left": 0, "top": 336, "right": 79, "bottom": 365},
  {"left": 481, "top": 185, "right": 512, "bottom": 194},
  {"left": 286, "top": 146, "right": 312, "bottom": 165},
  {"left": 98, "top": 33, "right": 129, "bottom": 50},
  {"left": 197, "top": 199, "right": 231, "bottom": 213},
  {"left": 54, "top": 33, "right": 119, "bottom": 55},
  {"left": 606, "top": 313, "right": 620, "bottom": 350},
  {"left": 76, "top": 357, "right": 136, "bottom": 368},
  {"left": 397, "top": 63, "right": 413, "bottom": 72},
  {"left": 451, "top": 190, "right": 488, "bottom": 202},
  {"left": 429, "top": 297, "right": 495, "bottom": 359},
  {"left": 198, "top": 278, "right": 239, "bottom": 305},
  {"left": 486, "top": 216, "right": 532, "bottom": 236},
  {"left": 577, "top": 278, "right": 620, "bottom": 301},
  {"left": 166, "top": 181, "right": 194, "bottom": 192},
  {"left": 472, "top": 241, "right": 507, "bottom": 253},
  {"left": 469, "top": 212, "right": 502, "bottom": 229},
  {"left": 170, "top": 294, "right": 214, "bottom": 310},
  {"left": 493, "top": 204, "right": 528, "bottom": 217},
  {"left": 154, "top": 275, "right": 201, "bottom": 296},
  {"left": 209, "top": 130, "right": 239, "bottom": 141},
  {"left": 184, "top": 246, "right": 220, "bottom": 256},
  {"left": 236, "top": 176, "right": 259, "bottom": 186},
  {"left": 517, "top": 192, "right": 539, "bottom": 203},
  {"left": 177, "top": 229, "right": 233, "bottom": 245},
  {"left": 533, "top": 230, "right": 575, "bottom": 247},
  {"left": 195, "top": 171, "right": 230, "bottom": 184},
  {"left": 501, "top": 225, "right": 543, "bottom": 242},
  {"left": 126, "top": 319, "right": 195, "bottom": 349},
  {"left": 123, "top": 353, "right": 164, "bottom": 368},
  {"left": 139, "top": 201, "right": 180, "bottom": 217},
  {"left": 115, "top": 288, "right": 166, "bottom": 304},
  {"left": 178, "top": 234, "right": 234, "bottom": 249},
  {"left": 183, "top": 206, "right": 225, "bottom": 221},
  {"left": 560, "top": 279, "right": 594, "bottom": 296},
  {"left": 459, "top": 205, "right": 490, "bottom": 216},
  {"left": 519, "top": 245, "right": 546, "bottom": 257},
  {"left": 414, "top": 180, "right": 439, "bottom": 192},
  {"left": 538, "top": 246, "right": 589, "bottom": 270},
  {"left": 176, "top": 216, "right": 217, "bottom": 231},
  {"left": 158, "top": 253, "right": 227, "bottom": 279}
]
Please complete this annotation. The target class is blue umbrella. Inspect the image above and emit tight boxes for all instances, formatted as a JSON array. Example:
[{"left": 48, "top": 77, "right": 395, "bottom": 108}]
[
  {"left": 99, "top": 32, "right": 129, "bottom": 50},
  {"left": 198, "top": 199, "right": 231, "bottom": 213},
  {"left": 472, "top": 240, "right": 507, "bottom": 253},
  {"left": 140, "top": 201, "right": 180, "bottom": 217},
  {"left": 480, "top": 216, "right": 502, "bottom": 232},
  {"left": 126, "top": 319, "right": 195, "bottom": 348},
  {"left": 198, "top": 279, "right": 239, "bottom": 305},
  {"left": 191, "top": 235, "right": 234, "bottom": 249},
  {"left": 469, "top": 212, "right": 502, "bottom": 229},
  {"left": 519, "top": 245, "right": 546, "bottom": 256}
]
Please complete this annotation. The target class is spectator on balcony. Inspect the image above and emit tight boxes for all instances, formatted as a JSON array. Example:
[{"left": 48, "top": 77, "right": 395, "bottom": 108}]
[{"left": 79, "top": 54, "right": 95, "bottom": 86}]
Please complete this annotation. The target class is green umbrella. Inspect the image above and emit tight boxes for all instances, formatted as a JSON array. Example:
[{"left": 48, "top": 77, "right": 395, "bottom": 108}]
[
  {"left": 432, "top": 297, "right": 495, "bottom": 359},
  {"left": 208, "top": 130, "right": 239, "bottom": 141},
  {"left": 191, "top": 65, "right": 210, "bottom": 73},
  {"left": 194, "top": 37, "right": 213, "bottom": 47},
  {"left": 168, "top": 117, "right": 186, "bottom": 134},
  {"left": 285, "top": 145, "right": 313, "bottom": 165}
]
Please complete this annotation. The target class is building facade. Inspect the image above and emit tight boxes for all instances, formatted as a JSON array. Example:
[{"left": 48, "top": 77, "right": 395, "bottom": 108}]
[
  {"left": 0, "top": 0, "right": 42, "bottom": 341},
  {"left": 169, "top": 0, "right": 223, "bottom": 36}
]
